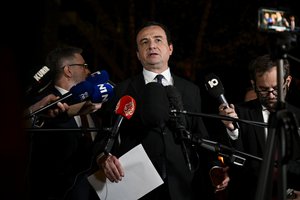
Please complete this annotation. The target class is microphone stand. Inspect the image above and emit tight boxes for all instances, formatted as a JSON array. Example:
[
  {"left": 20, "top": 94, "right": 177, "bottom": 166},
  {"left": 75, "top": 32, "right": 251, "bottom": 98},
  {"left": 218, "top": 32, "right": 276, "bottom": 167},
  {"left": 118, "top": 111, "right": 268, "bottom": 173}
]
[
  {"left": 170, "top": 110, "right": 268, "bottom": 128},
  {"left": 26, "top": 127, "right": 105, "bottom": 132},
  {"left": 170, "top": 110, "right": 267, "bottom": 166},
  {"left": 255, "top": 32, "right": 300, "bottom": 200},
  {"left": 188, "top": 134, "right": 262, "bottom": 166}
]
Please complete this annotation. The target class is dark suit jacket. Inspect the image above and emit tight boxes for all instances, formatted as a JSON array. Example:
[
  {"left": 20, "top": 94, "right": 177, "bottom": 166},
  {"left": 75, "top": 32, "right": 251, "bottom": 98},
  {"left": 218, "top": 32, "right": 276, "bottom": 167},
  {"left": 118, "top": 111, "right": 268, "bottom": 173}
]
[
  {"left": 94, "top": 73, "right": 215, "bottom": 200},
  {"left": 27, "top": 87, "right": 100, "bottom": 200},
  {"left": 227, "top": 99, "right": 300, "bottom": 200}
]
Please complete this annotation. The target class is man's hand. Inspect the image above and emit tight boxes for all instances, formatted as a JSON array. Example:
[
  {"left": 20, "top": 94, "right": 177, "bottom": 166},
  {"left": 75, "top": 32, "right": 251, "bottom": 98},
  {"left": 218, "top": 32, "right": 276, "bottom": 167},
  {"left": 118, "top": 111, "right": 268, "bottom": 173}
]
[
  {"left": 287, "top": 189, "right": 300, "bottom": 200},
  {"left": 219, "top": 103, "right": 238, "bottom": 131},
  {"left": 209, "top": 166, "right": 230, "bottom": 192},
  {"left": 28, "top": 94, "right": 69, "bottom": 118},
  {"left": 67, "top": 101, "right": 102, "bottom": 116},
  {"left": 97, "top": 154, "right": 124, "bottom": 183}
]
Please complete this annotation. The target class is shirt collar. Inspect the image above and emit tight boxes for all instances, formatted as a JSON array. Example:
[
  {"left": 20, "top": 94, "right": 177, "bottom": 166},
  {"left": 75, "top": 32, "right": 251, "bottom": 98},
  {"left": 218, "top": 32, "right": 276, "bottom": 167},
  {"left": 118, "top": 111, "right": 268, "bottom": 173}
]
[
  {"left": 261, "top": 105, "right": 270, "bottom": 121},
  {"left": 55, "top": 85, "right": 69, "bottom": 95},
  {"left": 142, "top": 68, "right": 173, "bottom": 85}
]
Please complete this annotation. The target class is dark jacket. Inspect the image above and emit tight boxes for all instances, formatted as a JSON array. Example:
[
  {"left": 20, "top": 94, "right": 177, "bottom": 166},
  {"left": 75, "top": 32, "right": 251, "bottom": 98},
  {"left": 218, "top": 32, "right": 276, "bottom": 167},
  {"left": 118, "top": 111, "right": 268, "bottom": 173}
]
[
  {"left": 228, "top": 98, "right": 300, "bottom": 200},
  {"left": 93, "top": 73, "right": 216, "bottom": 200},
  {"left": 27, "top": 87, "right": 100, "bottom": 200}
]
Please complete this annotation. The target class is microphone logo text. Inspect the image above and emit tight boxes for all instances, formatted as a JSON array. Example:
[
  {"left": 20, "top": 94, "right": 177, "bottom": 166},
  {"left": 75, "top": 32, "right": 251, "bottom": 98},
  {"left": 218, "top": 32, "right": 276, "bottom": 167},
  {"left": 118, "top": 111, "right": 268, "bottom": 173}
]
[
  {"left": 33, "top": 66, "right": 50, "bottom": 82},
  {"left": 207, "top": 78, "right": 219, "bottom": 89},
  {"left": 79, "top": 92, "right": 89, "bottom": 101},
  {"left": 98, "top": 84, "right": 109, "bottom": 102}
]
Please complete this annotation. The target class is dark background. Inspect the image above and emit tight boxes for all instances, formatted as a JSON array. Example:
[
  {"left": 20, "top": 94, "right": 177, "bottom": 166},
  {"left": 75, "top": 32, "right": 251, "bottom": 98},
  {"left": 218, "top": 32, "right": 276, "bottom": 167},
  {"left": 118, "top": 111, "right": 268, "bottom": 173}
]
[{"left": 1, "top": 0, "right": 300, "bottom": 199}]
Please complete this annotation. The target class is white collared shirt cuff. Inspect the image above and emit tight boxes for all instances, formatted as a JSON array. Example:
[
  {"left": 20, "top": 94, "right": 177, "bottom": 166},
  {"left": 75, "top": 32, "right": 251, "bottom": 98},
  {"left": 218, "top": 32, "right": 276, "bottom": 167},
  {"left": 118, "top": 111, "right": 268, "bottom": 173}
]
[{"left": 226, "top": 128, "right": 239, "bottom": 140}]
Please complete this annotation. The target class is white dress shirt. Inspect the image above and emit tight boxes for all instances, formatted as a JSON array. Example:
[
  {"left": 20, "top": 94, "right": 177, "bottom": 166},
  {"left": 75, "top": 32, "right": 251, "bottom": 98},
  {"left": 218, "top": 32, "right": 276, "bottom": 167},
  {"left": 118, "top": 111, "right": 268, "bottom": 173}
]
[
  {"left": 142, "top": 68, "right": 173, "bottom": 86},
  {"left": 262, "top": 106, "right": 270, "bottom": 140}
]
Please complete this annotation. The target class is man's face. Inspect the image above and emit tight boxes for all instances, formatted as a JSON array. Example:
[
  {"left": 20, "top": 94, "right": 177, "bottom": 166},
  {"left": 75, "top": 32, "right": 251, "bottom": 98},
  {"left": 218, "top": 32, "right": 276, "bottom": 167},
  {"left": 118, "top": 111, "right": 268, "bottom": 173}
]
[
  {"left": 136, "top": 25, "right": 173, "bottom": 73},
  {"left": 254, "top": 67, "right": 291, "bottom": 111},
  {"left": 63, "top": 53, "right": 91, "bottom": 85}
]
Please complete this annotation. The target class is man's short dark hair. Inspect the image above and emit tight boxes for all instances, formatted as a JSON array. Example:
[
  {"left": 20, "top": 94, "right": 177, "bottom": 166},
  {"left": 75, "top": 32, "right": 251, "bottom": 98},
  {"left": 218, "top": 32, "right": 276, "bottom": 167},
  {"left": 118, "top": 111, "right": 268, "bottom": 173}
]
[
  {"left": 135, "top": 21, "right": 172, "bottom": 45},
  {"left": 248, "top": 54, "right": 290, "bottom": 82}
]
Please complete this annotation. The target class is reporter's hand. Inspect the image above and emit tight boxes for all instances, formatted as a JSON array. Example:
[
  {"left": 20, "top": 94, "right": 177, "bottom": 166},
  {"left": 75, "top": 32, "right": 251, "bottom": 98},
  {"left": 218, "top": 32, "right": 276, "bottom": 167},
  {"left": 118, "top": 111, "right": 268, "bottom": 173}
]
[
  {"left": 288, "top": 190, "right": 300, "bottom": 200},
  {"left": 78, "top": 101, "right": 102, "bottom": 115},
  {"left": 219, "top": 103, "right": 238, "bottom": 131},
  {"left": 47, "top": 102, "right": 69, "bottom": 117},
  {"left": 67, "top": 101, "right": 102, "bottom": 116},
  {"left": 28, "top": 94, "right": 69, "bottom": 118}
]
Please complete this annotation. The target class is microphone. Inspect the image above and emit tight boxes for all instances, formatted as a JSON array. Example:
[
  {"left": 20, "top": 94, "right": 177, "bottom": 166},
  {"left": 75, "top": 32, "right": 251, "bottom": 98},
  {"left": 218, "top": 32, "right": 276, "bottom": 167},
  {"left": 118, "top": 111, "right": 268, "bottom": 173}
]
[
  {"left": 104, "top": 95, "right": 136, "bottom": 154},
  {"left": 165, "top": 85, "right": 193, "bottom": 171},
  {"left": 25, "top": 66, "right": 52, "bottom": 96},
  {"left": 85, "top": 70, "right": 109, "bottom": 85},
  {"left": 85, "top": 70, "right": 115, "bottom": 102},
  {"left": 90, "top": 82, "right": 114, "bottom": 103},
  {"left": 26, "top": 80, "right": 95, "bottom": 118},
  {"left": 86, "top": 70, "right": 116, "bottom": 87},
  {"left": 204, "top": 73, "right": 240, "bottom": 129},
  {"left": 205, "top": 73, "right": 228, "bottom": 106},
  {"left": 27, "top": 71, "right": 115, "bottom": 118},
  {"left": 84, "top": 70, "right": 114, "bottom": 103}
]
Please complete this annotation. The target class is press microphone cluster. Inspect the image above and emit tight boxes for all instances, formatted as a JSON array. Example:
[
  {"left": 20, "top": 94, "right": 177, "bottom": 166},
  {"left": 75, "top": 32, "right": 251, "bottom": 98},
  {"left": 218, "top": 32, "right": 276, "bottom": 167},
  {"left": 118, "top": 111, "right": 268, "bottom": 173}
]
[
  {"left": 204, "top": 73, "right": 240, "bottom": 129},
  {"left": 104, "top": 95, "right": 136, "bottom": 155},
  {"left": 27, "top": 70, "right": 114, "bottom": 118}
]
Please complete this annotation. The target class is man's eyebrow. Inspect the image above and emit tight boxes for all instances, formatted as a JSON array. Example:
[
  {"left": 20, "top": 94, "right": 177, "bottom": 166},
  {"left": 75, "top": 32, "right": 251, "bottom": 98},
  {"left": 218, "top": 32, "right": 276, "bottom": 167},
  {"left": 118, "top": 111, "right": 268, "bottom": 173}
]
[{"left": 154, "top": 35, "right": 163, "bottom": 38}]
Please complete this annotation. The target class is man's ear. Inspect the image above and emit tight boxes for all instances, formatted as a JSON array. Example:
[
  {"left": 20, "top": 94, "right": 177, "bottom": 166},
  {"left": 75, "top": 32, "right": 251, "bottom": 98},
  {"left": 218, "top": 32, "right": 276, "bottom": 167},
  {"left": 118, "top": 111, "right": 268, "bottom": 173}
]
[
  {"left": 169, "top": 44, "right": 173, "bottom": 56},
  {"left": 286, "top": 75, "right": 292, "bottom": 87},
  {"left": 63, "top": 65, "right": 72, "bottom": 78}
]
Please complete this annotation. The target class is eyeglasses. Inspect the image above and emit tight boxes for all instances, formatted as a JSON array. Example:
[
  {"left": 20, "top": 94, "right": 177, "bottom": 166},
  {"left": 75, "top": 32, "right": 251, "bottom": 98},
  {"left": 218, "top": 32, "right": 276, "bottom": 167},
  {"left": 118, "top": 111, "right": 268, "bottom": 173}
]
[
  {"left": 69, "top": 63, "right": 89, "bottom": 69},
  {"left": 256, "top": 82, "right": 287, "bottom": 96},
  {"left": 62, "top": 63, "right": 89, "bottom": 69},
  {"left": 256, "top": 88, "right": 278, "bottom": 96}
]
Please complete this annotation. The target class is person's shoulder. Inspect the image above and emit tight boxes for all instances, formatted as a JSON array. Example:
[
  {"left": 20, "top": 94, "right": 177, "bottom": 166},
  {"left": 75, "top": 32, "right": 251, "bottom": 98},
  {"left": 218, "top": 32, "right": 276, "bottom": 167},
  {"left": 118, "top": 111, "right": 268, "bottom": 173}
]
[
  {"left": 172, "top": 74, "right": 198, "bottom": 88},
  {"left": 116, "top": 73, "right": 143, "bottom": 86},
  {"left": 112, "top": 73, "right": 144, "bottom": 100},
  {"left": 236, "top": 98, "right": 260, "bottom": 110},
  {"left": 286, "top": 103, "right": 300, "bottom": 116}
]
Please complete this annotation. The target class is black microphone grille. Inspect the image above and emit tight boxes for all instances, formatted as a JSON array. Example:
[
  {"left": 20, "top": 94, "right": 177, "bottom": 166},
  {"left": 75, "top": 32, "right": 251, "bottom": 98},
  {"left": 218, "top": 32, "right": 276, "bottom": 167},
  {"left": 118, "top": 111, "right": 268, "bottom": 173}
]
[
  {"left": 165, "top": 85, "right": 184, "bottom": 110},
  {"left": 204, "top": 73, "right": 225, "bottom": 98}
]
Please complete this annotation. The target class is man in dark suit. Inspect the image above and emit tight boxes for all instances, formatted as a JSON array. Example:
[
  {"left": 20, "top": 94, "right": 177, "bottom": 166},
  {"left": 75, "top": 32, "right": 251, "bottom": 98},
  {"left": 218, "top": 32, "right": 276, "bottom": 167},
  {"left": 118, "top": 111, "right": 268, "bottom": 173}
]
[
  {"left": 93, "top": 21, "right": 229, "bottom": 200},
  {"left": 27, "top": 46, "right": 102, "bottom": 200},
  {"left": 218, "top": 54, "right": 300, "bottom": 200}
]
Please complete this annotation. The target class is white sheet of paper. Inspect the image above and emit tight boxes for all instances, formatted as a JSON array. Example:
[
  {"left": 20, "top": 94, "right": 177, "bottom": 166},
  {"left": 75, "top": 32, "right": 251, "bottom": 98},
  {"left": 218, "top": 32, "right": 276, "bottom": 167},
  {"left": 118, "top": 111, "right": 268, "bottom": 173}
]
[{"left": 87, "top": 144, "right": 164, "bottom": 200}]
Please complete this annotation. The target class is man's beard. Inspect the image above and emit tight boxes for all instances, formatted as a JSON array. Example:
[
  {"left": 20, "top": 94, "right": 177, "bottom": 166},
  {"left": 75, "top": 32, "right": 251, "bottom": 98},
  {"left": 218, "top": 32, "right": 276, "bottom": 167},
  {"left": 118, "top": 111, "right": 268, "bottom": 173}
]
[{"left": 260, "top": 96, "right": 277, "bottom": 112}]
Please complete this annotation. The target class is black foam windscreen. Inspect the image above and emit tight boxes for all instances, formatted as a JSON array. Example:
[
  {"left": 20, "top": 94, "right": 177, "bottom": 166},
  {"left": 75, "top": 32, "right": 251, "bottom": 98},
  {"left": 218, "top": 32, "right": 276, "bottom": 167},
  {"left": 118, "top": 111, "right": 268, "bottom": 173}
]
[
  {"left": 204, "top": 73, "right": 225, "bottom": 99},
  {"left": 140, "top": 82, "right": 170, "bottom": 128},
  {"left": 165, "top": 85, "right": 186, "bottom": 126}
]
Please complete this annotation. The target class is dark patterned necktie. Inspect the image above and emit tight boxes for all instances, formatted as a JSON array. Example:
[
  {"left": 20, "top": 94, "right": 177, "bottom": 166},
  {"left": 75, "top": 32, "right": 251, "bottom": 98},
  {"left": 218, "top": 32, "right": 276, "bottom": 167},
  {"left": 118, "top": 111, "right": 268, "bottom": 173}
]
[{"left": 156, "top": 74, "right": 164, "bottom": 85}]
